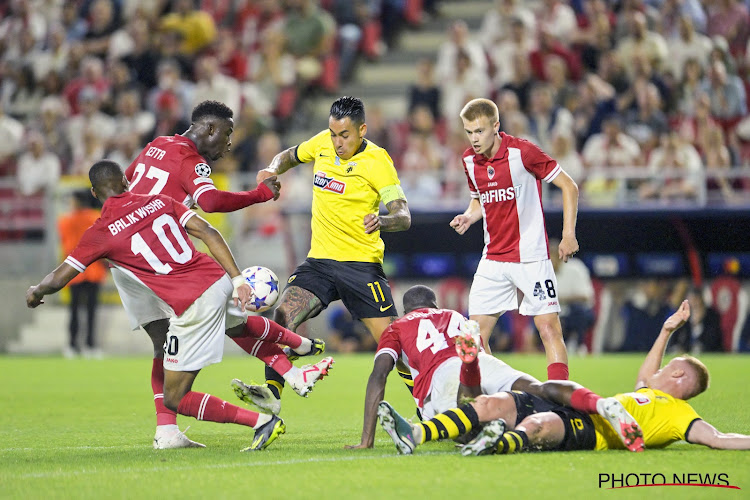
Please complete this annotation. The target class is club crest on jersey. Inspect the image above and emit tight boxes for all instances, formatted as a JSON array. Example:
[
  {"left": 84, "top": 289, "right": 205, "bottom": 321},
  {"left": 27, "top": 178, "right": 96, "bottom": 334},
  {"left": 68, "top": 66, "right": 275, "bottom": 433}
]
[
  {"left": 194, "top": 163, "right": 211, "bottom": 177},
  {"left": 487, "top": 165, "right": 495, "bottom": 179},
  {"left": 313, "top": 171, "right": 346, "bottom": 194}
]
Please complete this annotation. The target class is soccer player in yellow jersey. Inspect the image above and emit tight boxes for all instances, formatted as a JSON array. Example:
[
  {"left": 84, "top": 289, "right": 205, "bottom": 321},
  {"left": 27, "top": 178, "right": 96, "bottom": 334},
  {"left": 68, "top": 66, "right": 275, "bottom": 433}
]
[
  {"left": 251, "top": 96, "right": 411, "bottom": 407},
  {"left": 378, "top": 300, "right": 750, "bottom": 455}
]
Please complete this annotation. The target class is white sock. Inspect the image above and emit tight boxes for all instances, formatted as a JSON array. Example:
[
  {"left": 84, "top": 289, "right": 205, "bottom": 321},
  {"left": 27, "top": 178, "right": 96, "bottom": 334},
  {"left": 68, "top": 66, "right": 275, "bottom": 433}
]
[
  {"left": 292, "top": 338, "right": 313, "bottom": 355},
  {"left": 282, "top": 366, "right": 301, "bottom": 383},
  {"left": 253, "top": 413, "right": 272, "bottom": 429},
  {"left": 157, "top": 424, "right": 179, "bottom": 432}
]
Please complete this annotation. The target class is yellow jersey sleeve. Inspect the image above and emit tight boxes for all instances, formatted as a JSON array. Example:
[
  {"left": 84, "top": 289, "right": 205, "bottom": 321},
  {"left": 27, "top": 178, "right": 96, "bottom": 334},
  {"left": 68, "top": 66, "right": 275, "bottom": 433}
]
[{"left": 296, "top": 130, "right": 330, "bottom": 163}]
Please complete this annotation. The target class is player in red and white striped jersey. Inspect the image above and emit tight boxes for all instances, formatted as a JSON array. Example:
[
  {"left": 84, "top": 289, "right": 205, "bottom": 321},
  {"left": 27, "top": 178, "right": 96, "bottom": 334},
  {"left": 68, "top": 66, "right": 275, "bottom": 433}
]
[{"left": 450, "top": 98, "right": 580, "bottom": 381}]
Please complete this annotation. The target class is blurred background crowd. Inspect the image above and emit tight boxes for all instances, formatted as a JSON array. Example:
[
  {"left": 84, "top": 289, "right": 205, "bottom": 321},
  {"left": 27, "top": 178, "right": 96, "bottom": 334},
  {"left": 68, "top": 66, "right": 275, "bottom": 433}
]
[{"left": 2, "top": 0, "right": 750, "bottom": 356}]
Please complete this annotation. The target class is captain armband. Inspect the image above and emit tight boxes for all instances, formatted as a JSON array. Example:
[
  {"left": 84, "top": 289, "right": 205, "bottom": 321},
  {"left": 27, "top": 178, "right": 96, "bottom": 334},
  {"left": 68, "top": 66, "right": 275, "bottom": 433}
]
[{"left": 379, "top": 184, "right": 406, "bottom": 205}]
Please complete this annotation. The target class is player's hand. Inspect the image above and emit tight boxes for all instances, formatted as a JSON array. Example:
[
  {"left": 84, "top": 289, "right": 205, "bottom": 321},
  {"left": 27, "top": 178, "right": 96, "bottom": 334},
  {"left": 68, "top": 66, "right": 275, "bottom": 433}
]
[
  {"left": 663, "top": 300, "right": 690, "bottom": 333},
  {"left": 256, "top": 168, "right": 275, "bottom": 185},
  {"left": 261, "top": 175, "right": 281, "bottom": 200},
  {"left": 450, "top": 214, "right": 471, "bottom": 235},
  {"left": 231, "top": 277, "right": 253, "bottom": 312},
  {"left": 557, "top": 236, "right": 579, "bottom": 262},
  {"left": 26, "top": 286, "right": 44, "bottom": 308},
  {"left": 364, "top": 213, "right": 380, "bottom": 234},
  {"left": 344, "top": 442, "right": 373, "bottom": 450}
]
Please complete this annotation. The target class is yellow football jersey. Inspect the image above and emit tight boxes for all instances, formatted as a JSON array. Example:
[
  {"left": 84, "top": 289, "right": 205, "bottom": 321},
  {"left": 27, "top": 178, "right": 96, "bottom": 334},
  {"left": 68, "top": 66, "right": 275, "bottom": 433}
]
[
  {"left": 591, "top": 388, "right": 701, "bottom": 450},
  {"left": 295, "top": 130, "right": 405, "bottom": 263}
]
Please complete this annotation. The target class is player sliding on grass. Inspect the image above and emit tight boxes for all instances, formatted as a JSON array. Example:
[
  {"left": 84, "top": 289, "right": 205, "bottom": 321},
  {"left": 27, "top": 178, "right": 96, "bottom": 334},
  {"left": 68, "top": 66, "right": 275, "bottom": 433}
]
[
  {"left": 379, "top": 300, "right": 750, "bottom": 455},
  {"left": 345, "top": 285, "right": 642, "bottom": 451},
  {"left": 26, "top": 161, "right": 333, "bottom": 452}
]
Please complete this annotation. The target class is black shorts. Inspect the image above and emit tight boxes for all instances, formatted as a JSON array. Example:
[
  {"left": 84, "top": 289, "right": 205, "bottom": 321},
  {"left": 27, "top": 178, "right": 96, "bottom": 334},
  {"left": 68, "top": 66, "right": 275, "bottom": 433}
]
[
  {"left": 508, "top": 391, "right": 596, "bottom": 451},
  {"left": 285, "top": 258, "right": 397, "bottom": 320}
]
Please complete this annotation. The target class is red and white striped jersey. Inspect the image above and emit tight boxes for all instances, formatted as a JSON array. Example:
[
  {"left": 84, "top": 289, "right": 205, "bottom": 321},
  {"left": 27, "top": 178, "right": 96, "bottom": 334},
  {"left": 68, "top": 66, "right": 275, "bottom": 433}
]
[
  {"left": 125, "top": 135, "right": 217, "bottom": 208},
  {"left": 462, "top": 132, "right": 561, "bottom": 263},
  {"left": 65, "top": 192, "right": 227, "bottom": 316}
]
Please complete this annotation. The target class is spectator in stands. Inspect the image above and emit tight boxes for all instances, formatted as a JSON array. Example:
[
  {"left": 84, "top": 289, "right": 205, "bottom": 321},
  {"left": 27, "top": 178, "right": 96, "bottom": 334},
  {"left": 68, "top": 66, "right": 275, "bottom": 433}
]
[
  {"left": 658, "top": 0, "right": 707, "bottom": 37},
  {"left": 329, "top": 0, "right": 372, "bottom": 83},
  {"left": 441, "top": 49, "right": 490, "bottom": 133},
  {"left": 16, "top": 130, "right": 61, "bottom": 196},
  {"left": 489, "top": 17, "right": 536, "bottom": 90},
  {"left": 57, "top": 189, "right": 107, "bottom": 359},
  {"left": 530, "top": 27, "right": 582, "bottom": 83},
  {"left": 640, "top": 130, "right": 703, "bottom": 200},
  {"left": 0, "top": 102, "right": 24, "bottom": 165},
  {"left": 550, "top": 129, "right": 585, "bottom": 185},
  {"left": 435, "top": 20, "right": 487, "bottom": 84},
  {"left": 615, "top": 10, "right": 668, "bottom": 80},
  {"left": 81, "top": 0, "right": 121, "bottom": 59},
  {"left": 65, "top": 86, "right": 116, "bottom": 169},
  {"left": 120, "top": 18, "right": 160, "bottom": 90},
  {"left": 245, "top": 26, "right": 297, "bottom": 122},
  {"left": 214, "top": 27, "right": 248, "bottom": 81},
  {"left": 282, "top": 0, "right": 336, "bottom": 91},
  {"left": 671, "top": 287, "right": 725, "bottom": 354},
  {"left": 399, "top": 106, "right": 444, "bottom": 208},
  {"left": 665, "top": 15, "right": 712, "bottom": 82},
  {"left": 30, "top": 25, "right": 70, "bottom": 83},
  {"left": 0, "top": 0, "right": 47, "bottom": 57},
  {"left": 572, "top": 0, "right": 615, "bottom": 74},
  {"left": 160, "top": 0, "right": 217, "bottom": 56},
  {"left": 149, "top": 90, "right": 191, "bottom": 139},
  {"left": 61, "top": 56, "right": 110, "bottom": 116},
  {"left": 536, "top": 0, "right": 578, "bottom": 46},
  {"left": 31, "top": 96, "right": 72, "bottom": 170},
  {"left": 623, "top": 80, "right": 669, "bottom": 153},
  {"left": 192, "top": 54, "right": 241, "bottom": 116},
  {"left": 224, "top": 101, "right": 272, "bottom": 174},
  {"left": 106, "top": 132, "right": 140, "bottom": 168},
  {"left": 620, "top": 280, "right": 674, "bottom": 352},
  {"left": 527, "top": 82, "right": 574, "bottom": 152},
  {"left": 701, "top": 59, "right": 747, "bottom": 121},
  {"left": 147, "top": 58, "right": 195, "bottom": 121},
  {"left": 408, "top": 58, "right": 441, "bottom": 121},
  {"left": 676, "top": 58, "right": 706, "bottom": 117},
  {"left": 549, "top": 238, "right": 595, "bottom": 353},
  {"left": 113, "top": 89, "right": 155, "bottom": 143},
  {"left": 706, "top": 0, "right": 749, "bottom": 58},
  {"left": 2, "top": 64, "right": 43, "bottom": 122},
  {"left": 702, "top": 124, "right": 736, "bottom": 202},
  {"left": 479, "top": 0, "right": 535, "bottom": 52},
  {"left": 500, "top": 52, "right": 534, "bottom": 111},
  {"left": 235, "top": 0, "right": 285, "bottom": 55}
]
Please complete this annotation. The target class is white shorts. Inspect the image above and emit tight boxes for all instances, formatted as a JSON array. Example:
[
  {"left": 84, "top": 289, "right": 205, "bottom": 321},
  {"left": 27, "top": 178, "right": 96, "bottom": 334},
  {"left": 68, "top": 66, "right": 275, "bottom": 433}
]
[
  {"left": 163, "top": 275, "right": 232, "bottom": 372},
  {"left": 468, "top": 259, "right": 561, "bottom": 317},
  {"left": 421, "top": 353, "right": 524, "bottom": 419},
  {"left": 112, "top": 265, "right": 247, "bottom": 331}
]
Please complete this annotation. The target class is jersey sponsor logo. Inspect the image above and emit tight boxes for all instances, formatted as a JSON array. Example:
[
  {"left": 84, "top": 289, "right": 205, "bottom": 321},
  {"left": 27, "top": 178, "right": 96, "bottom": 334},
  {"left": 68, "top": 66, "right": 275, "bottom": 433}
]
[
  {"left": 480, "top": 185, "right": 521, "bottom": 204},
  {"left": 194, "top": 162, "right": 212, "bottom": 177},
  {"left": 313, "top": 171, "right": 346, "bottom": 194},
  {"left": 623, "top": 392, "right": 651, "bottom": 405},
  {"left": 487, "top": 165, "right": 495, "bottom": 179}
]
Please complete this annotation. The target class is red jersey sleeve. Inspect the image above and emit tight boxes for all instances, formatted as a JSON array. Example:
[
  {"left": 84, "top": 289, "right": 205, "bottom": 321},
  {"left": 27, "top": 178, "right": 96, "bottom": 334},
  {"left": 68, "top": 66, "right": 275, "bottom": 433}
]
[
  {"left": 519, "top": 139, "right": 562, "bottom": 182},
  {"left": 177, "top": 152, "right": 218, "bottom": 205},
  {"left": 64, "top": 223, "right": 111, "bottom": 273},
  {"left": 461, "top": 151, "right": 480, "bottom": 198},
  {"left": 375, "top": 324, "right": 401, "bottom": 362}
]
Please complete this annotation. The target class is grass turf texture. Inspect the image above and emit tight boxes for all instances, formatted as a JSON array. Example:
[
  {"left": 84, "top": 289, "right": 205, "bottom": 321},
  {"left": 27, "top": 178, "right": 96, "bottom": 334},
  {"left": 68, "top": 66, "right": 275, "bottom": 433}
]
[{"left": 1, "top": 353, "right": 748, "bottom": 499}]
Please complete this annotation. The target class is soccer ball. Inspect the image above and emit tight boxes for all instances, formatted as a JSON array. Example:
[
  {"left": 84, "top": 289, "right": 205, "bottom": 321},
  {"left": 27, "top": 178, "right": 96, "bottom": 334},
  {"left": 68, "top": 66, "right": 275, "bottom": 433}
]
[{"left": 241, "top": 266, "right": 280, "bottom": 312}]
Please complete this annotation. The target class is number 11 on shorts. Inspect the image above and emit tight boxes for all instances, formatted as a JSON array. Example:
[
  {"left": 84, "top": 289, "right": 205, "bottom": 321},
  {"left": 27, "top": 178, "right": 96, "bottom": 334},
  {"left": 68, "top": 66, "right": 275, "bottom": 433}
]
[{"left": 367, "top": 281, "right": 385, "bottom": 302}]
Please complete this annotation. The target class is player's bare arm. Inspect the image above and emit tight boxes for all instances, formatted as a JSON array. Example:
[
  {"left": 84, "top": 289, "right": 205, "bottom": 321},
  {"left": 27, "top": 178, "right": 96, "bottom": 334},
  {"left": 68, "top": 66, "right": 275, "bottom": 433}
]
[
  {"left": 636, "top": 300, "right": 690, "bottom": 388},
  {"left": 26, "top": 263, "right": 80, "bottom": 308},
  {"left": 364, "top": 199, "right": 411, "bottom": 234},
  {"left": 346, "top": 354, "right": 395, "bottom": 449},
  {"left": 185, "top": 214, "right": 251, "bottom": 310},
  {"left": 686, "top": 419, "right": 750, "bottom": 449},
  {"left": 551, "top": 170, "right": 579, "bottom": 262},
  {"left": 450, "top": 198, "right": 483, "bottom": 235},
  {"left": 256, "top": 147, "right": 301, "bottom": 183},
  {"left": 274, "top": 286, "right": 324, "bottom": 331}
]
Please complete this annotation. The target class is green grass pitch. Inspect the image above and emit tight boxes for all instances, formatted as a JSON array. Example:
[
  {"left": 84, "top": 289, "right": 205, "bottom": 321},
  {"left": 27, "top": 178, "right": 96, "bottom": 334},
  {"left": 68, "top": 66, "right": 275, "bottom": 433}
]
[{"left": 1, "top": 353, "right": 749, "bottom": 499}]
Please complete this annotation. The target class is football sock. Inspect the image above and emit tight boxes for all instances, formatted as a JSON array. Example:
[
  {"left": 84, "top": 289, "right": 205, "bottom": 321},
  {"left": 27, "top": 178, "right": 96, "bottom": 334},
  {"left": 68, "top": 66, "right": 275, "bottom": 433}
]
[
  {"left": 570, "top": 388, "right": 602, "bottom": 414},
  {"left": 417, "top": 403, "right": 480, "bottom": 444},
  {"left": 232, "top": 337, "right": 293, "bottom": 376},
  {"left": 152, "top": 358, "right": 177, "bottom": 426},
  {"left": 547, "top": 362, "right": 569, "bottom": 380},
  {"left": 265, "top": 365, "right": 285, "bottom": 399},
  {"left": 243, "top": 316, "right": 306, "bottom": 350},
  {"left": 396, "top": 367, "right": 415, "bottom": 395},
  {"left": 496, "top": 430, "right": 529, "bottom": 454},
  {"left": 177, "top": 391, "right": 271, "bottom": 429},
  {"left": 460, "top": 357, "right": 481, "bottom": 387}
]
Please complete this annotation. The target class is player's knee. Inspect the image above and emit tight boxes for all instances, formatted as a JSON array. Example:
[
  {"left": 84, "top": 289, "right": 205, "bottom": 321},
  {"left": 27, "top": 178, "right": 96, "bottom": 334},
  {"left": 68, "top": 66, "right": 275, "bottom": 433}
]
[
  {"left": 473, "top": 395, "right": 498, "bottom": 421},
  {"left": 519, "top": 415, "right": 545, "bottom": 438},
  {"left": 272, "top": 305, "right": 293, "bottom": 329}
]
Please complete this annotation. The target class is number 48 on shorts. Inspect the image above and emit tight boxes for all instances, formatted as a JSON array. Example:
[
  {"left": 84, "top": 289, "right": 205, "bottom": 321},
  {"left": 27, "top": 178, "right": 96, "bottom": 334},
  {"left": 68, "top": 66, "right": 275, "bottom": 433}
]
[{"left": 533, "top": 280, "right": 557, "bottom": 301}]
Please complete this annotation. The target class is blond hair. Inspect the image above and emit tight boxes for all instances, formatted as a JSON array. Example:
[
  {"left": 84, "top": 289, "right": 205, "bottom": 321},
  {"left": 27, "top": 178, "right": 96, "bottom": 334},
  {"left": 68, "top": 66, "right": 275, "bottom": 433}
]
[
  {"left": 682, "top": 355, "right": 710, "bottom": 399},
  {"left": 460, "top": 98, "right": 499, "bottom": 124}
]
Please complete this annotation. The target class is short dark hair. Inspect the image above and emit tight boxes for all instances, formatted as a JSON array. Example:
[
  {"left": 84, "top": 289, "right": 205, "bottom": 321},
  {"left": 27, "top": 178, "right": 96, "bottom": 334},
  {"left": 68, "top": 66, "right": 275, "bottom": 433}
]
[
  {"left": 89, "top": 160, "right": 123, "bottom": 191},
  {"left": 330, "top": 96, "right": 365, "bottom": 126},
  {"left": 191, "top": 100, "right": 233, "bottom": 122},
  {"left": 402, "top": 285, "right": 438, "bottom": 313}
]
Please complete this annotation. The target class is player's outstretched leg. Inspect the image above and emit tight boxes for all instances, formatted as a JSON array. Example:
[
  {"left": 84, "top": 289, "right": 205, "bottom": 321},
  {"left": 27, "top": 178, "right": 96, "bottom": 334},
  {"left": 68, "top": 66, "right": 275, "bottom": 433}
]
[
  {"left": 596, "top": 397, "right": 645, "bottom": 452},
  {"left": 285, "top": 338, "right": 326, "bottom": 361},
  {"left": 232, "top": 379, "right": 281, "bottom": 415},
  {"left": 377, "top": 401, "right": 419, "bottom": 455},
  {"left": 285, "top": 356, "right": 335, "bottom": 397},
  {"left": 460, "top": 418, "right": 506, "bottom": 456},
  {"left": 242, "top": 415, "right": 286, "bottom": 452},
  {"left": 153, "top": 426, "right": 206, "bottom": 449}
]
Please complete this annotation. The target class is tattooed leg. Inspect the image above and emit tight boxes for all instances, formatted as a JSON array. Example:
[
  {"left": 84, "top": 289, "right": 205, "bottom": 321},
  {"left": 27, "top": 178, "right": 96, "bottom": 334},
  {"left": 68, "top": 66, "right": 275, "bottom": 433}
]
[{"left": 273, "top": 286, "right": 324, "bottom": 332}]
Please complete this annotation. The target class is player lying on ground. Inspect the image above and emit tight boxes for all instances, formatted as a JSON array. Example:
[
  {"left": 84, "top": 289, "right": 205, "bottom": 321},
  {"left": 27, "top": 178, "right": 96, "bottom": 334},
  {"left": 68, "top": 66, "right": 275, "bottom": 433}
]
[
  {"left": 26, "top": 160, "right": 333, "bottom": 452},
  {"left": 343, "top": 285, "right": 642, "bottom": 451},
  {"left": 379, "top": 300, "right": 750, "bottom": 455}
]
